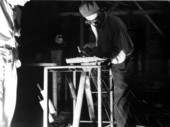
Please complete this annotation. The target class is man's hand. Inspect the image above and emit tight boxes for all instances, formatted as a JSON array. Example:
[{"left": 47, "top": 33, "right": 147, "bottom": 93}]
[
  {"left": 15, "top": 59, "right": 21, "bottom": 68},
  {"left": 81, "top": 47, "right": 94, "bottom": 57},
  {"left": 83, "top": 43, "right": 96, "bottom": 49},
  {"left": 101, "top": 58, "right": 112, "bottom": 69},
  {"left": 14, "top": 29, "right": 21, "bottom": 37}
]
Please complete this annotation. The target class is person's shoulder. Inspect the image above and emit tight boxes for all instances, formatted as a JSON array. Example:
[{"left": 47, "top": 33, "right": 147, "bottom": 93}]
[
  {"left": 107, "top": 12, "right": 126, "bottom": 26},
  {"left": 107, "top": 12, "right": 122, "bottom": 22}
]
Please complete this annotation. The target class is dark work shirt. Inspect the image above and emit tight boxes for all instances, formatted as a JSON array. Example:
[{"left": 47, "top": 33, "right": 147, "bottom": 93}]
[{"left": 93, "top": 12, "right": 134, "bottom": 59}]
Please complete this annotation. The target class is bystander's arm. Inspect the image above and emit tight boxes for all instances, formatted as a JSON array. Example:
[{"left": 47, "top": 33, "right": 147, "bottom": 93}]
[{"left": 0, "top": 33, "right": 10, "bottom": 41}]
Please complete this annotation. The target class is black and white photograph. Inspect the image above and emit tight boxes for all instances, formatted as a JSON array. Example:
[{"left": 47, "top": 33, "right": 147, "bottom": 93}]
[{"left": 0, "top": 0, "right": 169, "bottom": 127}]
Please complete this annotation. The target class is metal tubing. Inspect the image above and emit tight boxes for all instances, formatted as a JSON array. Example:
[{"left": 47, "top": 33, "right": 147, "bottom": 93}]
[
  {"left": 73, "top": 71, "right": 76, "bottom": 115},
  {"left": 42, "top": 65, "right": 114, "bottom": 127},
  {"left": 52, "top": 71, "right": 57, "bottom": 113},
  {"left": 97, "top": 67, "right": 102, "bottom": 127},
  {"left": 110, "top": 69, "right": 114, "bottom": 127},
  {"left": 43, "top": 68, "right": 48, "bottom": 127},
  {"left": 72, "top": 72, "right": 87, "bottom": 127},
  {"left": 85, "top": 75, "right": 95, "bottom": 121}
]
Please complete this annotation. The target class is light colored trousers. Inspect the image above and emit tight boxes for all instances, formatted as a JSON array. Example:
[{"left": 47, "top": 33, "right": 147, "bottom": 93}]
[{"left": 0, "top": 48, "right": 17, "bottom": 127}]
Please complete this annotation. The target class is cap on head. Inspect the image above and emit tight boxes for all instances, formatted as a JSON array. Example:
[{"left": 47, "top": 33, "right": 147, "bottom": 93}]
[{"left": 79, "top": 1, "right": 100, "bottom": 18}]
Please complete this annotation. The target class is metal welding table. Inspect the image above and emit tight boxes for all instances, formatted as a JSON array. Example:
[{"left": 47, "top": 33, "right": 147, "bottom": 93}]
[{"left": 43, "top": 65, "right": 114, "bottom": 127}]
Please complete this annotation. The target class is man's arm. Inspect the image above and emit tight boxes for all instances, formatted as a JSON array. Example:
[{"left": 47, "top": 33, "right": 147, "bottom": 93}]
[{"left": 111, "top": 50, "right": 126, "bottom": 64}]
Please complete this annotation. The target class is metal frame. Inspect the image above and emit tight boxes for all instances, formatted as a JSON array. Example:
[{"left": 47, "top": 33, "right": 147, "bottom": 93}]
[{"left": 43, "top": 65, "right": 114, "bottom": 127}]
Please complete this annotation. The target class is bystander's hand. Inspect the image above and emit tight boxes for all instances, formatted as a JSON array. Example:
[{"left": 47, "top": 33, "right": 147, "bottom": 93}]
[{"left": 15, "top": 59, "right": 21, "bottom": 68}]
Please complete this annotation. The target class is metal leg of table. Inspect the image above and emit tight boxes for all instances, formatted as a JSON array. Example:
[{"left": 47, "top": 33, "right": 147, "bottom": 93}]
[
  {"left": 110, "top": 69, "right": 114, "bottom": 127},
  {"left": 73, "top": 71, "right": 76, "bottom": 112},
  {"left": 52, "top": 71, "right": 57, "bottom": 115},
  {"left": 85, "top": 75, "right": 95, "bottom": 121},
  {"left": 97, "top": 67, "right": 102, "bottom": 127},
  {"left": 72, "top": 72, "right": 87, "bottom": 127},
  {"left": 43, "top": 67, "right": 48, "bottom": 127}
]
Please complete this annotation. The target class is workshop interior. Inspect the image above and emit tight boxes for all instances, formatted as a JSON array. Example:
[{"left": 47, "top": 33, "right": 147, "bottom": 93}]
[{"left": 8, "top": 1, "right": 170, "bottom": 127}]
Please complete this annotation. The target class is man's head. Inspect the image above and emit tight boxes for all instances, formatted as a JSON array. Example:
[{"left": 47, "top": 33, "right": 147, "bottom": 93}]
[
  {"left": 79, "top": 1, "right": 99, "bottom": 20},
  {"left": 6, "top": 0, "right": 30, "bottom": 6},
  {"left": 79, "top": 1, "right": 105, "bottom": 28}
]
